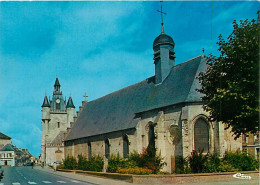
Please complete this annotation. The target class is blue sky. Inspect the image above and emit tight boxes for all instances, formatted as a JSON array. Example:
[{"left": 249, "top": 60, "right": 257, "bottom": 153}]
[{"left": 0, "top": 1, "right": 258, "bottom": 157}]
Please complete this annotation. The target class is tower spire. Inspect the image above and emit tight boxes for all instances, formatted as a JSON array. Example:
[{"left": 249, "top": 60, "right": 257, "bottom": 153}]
[
  {"left": 54, "top": 77, "right": 61, "bottom": 92},
  {"left": 157, "top": 0, "right": 166, "bottom": 34}
]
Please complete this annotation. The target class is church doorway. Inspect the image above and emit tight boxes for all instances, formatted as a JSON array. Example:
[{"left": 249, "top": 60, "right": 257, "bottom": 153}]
[
  {"left": 194, "top": 118, "right": 209, "bottom": 153},
  {"left": 4, "top": 160, "right": 7, "bottom": 165}
]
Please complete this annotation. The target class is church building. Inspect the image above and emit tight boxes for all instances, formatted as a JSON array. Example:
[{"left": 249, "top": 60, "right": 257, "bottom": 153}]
[
  {"left": 41, "top": 78, "right": 76, "bottom": 165},
  {"left": 63, "top": 23, "right": 242, "bottom": 173}
]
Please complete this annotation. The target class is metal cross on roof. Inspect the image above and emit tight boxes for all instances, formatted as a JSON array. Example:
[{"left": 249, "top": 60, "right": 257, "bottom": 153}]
[
  {"left": 157, "top": 0, "right": 166, "bottom": 33},
  {"left": 83, "top": 92, "right": 88, "bottom": 102}
]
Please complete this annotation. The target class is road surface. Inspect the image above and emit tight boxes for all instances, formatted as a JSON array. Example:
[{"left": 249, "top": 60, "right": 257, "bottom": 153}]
[{"left": 0, "top": 166, "right": 94, "bottom": 185}]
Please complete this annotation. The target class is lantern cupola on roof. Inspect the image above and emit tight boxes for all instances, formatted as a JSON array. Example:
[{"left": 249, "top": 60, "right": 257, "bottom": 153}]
[{"left": 153, "top": 1, "right": 175, "bottom": 84}]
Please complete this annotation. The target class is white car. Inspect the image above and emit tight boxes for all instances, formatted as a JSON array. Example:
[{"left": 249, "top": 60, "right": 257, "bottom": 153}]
[{"left": 51, "top": 161, "right": 61, "bottom": 166}]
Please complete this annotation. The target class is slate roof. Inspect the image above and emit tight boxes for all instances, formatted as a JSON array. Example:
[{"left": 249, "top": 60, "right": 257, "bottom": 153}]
[
  {"left": 153, "top": 33, "right": 175, "bottom": 49},
  {"left": 66, "top": 97, "right": 75, "bottom": 108},
  {"left": 54, "top": 77, "right": 60, "bottom": 87},
  {"left": 42, "top": 95, "right": 51, "bottom": 107},
  {"left": 51, "top": 131, "right": 66, "bottom": 144},
  {"left": 0, "top": 132, "right": 11, "bottom": 140},
  {"left": 0, "top": 144, "right": 14, "bottom": 151},
  {"left": 66, "top": 55, "right": 206, "bottom": 141}
]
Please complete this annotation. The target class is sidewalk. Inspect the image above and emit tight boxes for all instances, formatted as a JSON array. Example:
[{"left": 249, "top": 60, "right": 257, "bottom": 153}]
[{"left": 35, "top": 166, "right": 138, "bottom": 185}]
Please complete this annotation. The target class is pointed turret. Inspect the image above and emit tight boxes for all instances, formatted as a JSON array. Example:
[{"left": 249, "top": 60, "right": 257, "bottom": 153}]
[
  {"left": 66, "top": 96, "right": 75, "bottom": 108},
  {"left": 42, "top": 96, "right": 51, "bottom": 107},
  {"left": 54, "top": 77, "right": 61, "bottom": 92}
]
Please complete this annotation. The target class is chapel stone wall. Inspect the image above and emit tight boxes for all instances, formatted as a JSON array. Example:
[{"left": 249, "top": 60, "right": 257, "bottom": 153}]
[{"left": 224, "top": 126, "right": 242, "bottom": 152}]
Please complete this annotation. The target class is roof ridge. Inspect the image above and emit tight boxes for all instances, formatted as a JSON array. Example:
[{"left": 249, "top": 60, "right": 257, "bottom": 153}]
[
  {"left": 85, "top": 55, "right": 203, "bottom": 105},
  {"left": 0, "top": 132, "right": 11, "bottom": 139},
  {"left": 155, "top": 55, "right": 203, "bottom": 86},
  {"left": 174, "top": 55, "right": 203, "bottom": 68}
]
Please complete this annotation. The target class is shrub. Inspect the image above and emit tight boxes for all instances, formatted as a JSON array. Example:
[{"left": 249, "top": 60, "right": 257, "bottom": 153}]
[
  {"left": 64, "top": 154, "right": 104, "bottom": 172},
  {"left": 188, "top": 150, "right": 208, "bottom": 173},
  {"left": 203, "top": 152, "right": 220, "bottom": 173},
  {"left": 107, "top": 148, "right": 166, "bottom": 174},
  {"left": 64, "top": 155, "right": 77, "bottom": 170},
  {"left": 157, "top": 171, "right": 170, "bottom": 175},
  {"left": 88, "top": 156, "right": 104, "bottom": 172},
  {"left": 223, "top": 151, "right": 258, "bottom": 171},
  {"left": 77, "top": 154, "right": 88, "bottom": 170},
  {"left": 217, "top": 161, "right": 238, "bottom": 172},
  {"left": 175, "top": 155, "right": 190, "bottom": 174},
  {"left": 116, "top": 167, "right": 153, "bottom": 175},
  {"left": 175, "top": 151, "right": 258, "bottom": 174},
  {"left": 107, "top": 154, "right": 128, "bottom": 173},
  {"left": 139, "top": 148, "right": 166, "bottom": 174}
]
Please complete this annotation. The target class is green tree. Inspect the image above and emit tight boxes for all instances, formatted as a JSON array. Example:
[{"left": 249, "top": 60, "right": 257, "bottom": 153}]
[{"left": 198, "top": 18, "right": 259, "bottom": 138}]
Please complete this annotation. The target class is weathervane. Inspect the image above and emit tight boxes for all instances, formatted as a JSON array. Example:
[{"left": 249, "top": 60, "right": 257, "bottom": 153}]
[{"left": 157, "top": 0, "right": 166, "bottom": 33}]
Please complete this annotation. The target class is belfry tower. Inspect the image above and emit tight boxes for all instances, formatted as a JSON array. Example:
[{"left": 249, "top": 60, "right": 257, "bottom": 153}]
[
  {"left": 153, "top": 1, "right": 175, "bottom": 84},
  {"left": 41, "top": 77, "right": 75, "bottom": 165}
]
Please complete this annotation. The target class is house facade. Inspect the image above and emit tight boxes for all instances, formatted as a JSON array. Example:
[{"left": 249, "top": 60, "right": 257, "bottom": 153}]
[{"left": 0, "top": 144, "right": 15, "bottom": 166}]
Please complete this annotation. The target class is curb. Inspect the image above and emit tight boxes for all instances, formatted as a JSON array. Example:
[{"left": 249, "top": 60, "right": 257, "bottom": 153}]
[
  {"left": 57, "top": 169, "right": 133, "bottom": 182},
  {"left": 56, "top": 169, "right": 259, "bottom": 184}
]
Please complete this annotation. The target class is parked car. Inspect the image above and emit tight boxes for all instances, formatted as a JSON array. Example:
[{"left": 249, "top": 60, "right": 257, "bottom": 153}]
[
  {"left": 0, "top": 166, "right": 3, "bottom": 178},
  {"left": 51, "top": 161, "right": 61, "bottom": 166},
  {"left": 23, "top": 161, "right": 33, "bottom": 166}
]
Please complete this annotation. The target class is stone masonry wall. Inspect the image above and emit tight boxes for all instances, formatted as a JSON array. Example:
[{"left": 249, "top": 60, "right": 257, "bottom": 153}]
[{"left": 64, "top": 103, "right": 242, "bottom": 173}]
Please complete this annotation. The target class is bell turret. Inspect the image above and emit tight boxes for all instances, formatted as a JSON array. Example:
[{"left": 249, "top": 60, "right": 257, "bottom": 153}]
[{"left": 153, "top": 1, "right": 175, "bottom": 84}]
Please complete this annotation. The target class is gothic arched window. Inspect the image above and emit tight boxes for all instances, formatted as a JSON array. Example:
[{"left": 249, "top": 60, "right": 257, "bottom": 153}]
[
  {"left": 88, "top": 142, "right": 92, "bottom": 159},
  {"left": 105, "top": 139, "right": 110, "bottom": 158},
  {"left": 123, "top": 136, "right": 129, "bottom": 158},
  {"left": 147, "top": 124, "right": 156, "bottom": 157},
  {"left": 148, "top": 125, "right": 155, "bottom": 148},
  {"left": 194, "top": 118, "right": 209, "bottom": 153}
]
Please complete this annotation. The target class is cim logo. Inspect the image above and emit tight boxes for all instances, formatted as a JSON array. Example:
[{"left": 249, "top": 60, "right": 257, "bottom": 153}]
[{"left": 233, "top": 173, "right": 252, "bottom": 180}]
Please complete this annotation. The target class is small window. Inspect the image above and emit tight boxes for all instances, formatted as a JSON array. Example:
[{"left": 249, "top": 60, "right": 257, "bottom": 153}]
[
  {"left": 169, "top": 50, "right": 175, "bottom": 60},
  {"left": 105, "top": 139, "right": 110, "bottom": 158},
  {"left": 57, "top": 122, "right": 60, "bottom": 128},
  {"left": 123, "top": 136, "right": 129, "bottom": 158}
]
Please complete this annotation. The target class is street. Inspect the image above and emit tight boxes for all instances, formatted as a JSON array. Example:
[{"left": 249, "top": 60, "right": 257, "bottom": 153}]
[
  {"left": 0, "top": 166, "right": 94, "bottom": 185},
  {"left": 0, "top": 166, "right": 258, "bottom": 185}
]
